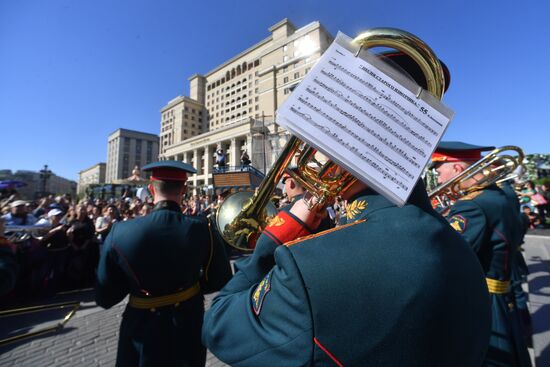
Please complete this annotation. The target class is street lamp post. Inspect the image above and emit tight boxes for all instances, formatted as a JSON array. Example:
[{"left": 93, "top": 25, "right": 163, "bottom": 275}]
[
  {"left": 39, "top": 164, "right": 52, "bottom": 197},
  {"left": 261, "top": 112, "right": 268, "bottom": 174}
]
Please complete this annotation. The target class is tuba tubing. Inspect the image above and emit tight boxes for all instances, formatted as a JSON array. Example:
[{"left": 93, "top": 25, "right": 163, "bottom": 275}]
[{"left": 217, "top": 27, "right": 447, "bottom": 252}]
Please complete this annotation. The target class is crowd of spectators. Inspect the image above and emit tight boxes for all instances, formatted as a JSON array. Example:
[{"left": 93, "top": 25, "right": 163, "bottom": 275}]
[
  {"left": 517, "top": 180, "right": 550, "bottom": 230},
  {"left": 2, "top": 178, "right": 546, "bottom": 299},
  {"left": 0, "top": 193, "right": 160, "bottom": 299},
  {"left": 0, "top": 186, "right": 349, "bottom": 299}
]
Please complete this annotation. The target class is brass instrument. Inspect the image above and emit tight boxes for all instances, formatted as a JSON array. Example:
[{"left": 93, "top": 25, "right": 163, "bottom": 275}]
[
  {"left": 0, "top": 301, "right": 80, "bottom": 346},
  {"left": 428, "top": 145, "right": 524, "bottom": 210},
  {"left": 216, "top": 137, "right": 301, "bottom": 251},
  {"left": 4, "top": 224, "right": 51, "bottom": 243},
  {"left": 217, "top": 27, "right": 447, "bottom": 252}
]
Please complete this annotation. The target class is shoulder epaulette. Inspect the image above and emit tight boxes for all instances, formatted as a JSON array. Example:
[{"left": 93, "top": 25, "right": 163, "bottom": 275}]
[{"left": 284, "top": 219, "right": 366, "bottom": 247}]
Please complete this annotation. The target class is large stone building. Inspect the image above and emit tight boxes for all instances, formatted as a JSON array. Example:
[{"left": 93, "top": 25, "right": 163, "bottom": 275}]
[
  {"left": 160, "top": 19, "right": 333, "bottom": 193},
  {"left": 0, "top": 169, "right": 77, "bottom": 200},
  {"left": 77, "top": 163, "right": 106, "bottom": 194},
  {"left": 106, "top": 128, "right": 159, "bottom": 183}
]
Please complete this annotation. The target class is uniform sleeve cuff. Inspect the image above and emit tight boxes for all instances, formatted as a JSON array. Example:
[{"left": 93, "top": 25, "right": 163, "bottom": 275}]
[{"left": 262, "top": 210, "right": 311, "bottom": 245}]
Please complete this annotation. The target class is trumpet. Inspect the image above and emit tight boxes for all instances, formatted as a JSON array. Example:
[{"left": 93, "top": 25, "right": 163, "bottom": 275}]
[
  {"left": 0, "top": 301, "right": 81, "bottom": 346},
  {"left": 216, "top": 27, "right": 447, "bottom": 252},
  {"left": 4, "top": 224, "right": 51, "bottom": 243},
  {"left": 428, "top": 145, "right": 524, "bottom": 211}
]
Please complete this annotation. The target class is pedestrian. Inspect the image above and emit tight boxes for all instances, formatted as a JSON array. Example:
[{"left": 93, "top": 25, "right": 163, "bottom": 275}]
[
  {"left": 95, "top": 160, "right": 232, "bottom": 367},
  {"left": 240, "top": 150, "right": 251, "bottom": 170}
]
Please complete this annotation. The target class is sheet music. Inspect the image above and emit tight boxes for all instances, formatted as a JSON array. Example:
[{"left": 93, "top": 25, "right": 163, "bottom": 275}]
[{"left": 277, "top": 32, "right": 454, "bottom": 206}]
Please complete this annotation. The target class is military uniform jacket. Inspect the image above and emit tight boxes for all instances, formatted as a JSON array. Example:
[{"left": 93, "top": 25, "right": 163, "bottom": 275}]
[
  {"left": 447, "top": 185, "right": 531, "bottom": 367},
  {"left": 203, "top": 184, "right": 491, "bottom": 366},
  {"left": 95, "top": 200, "right": 232, "bottom": 367}
]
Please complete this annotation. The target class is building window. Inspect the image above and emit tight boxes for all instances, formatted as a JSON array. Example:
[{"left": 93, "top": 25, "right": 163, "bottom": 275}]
[
  {"left": 294, "top": 72, "right": 300, "bottom": 79},
  {"left": 283, "top": 76, "right": 289, "bottom": 83}
]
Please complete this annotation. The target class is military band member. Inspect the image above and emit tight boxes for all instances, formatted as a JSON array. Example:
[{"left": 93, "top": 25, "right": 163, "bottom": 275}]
[
  {"left": 95, "top": 161, "right": 232, "bottom": 367},
  {"left": 281, "top": 167, "right": 304, "bottom": 206},
  {"left": 432, "top": 141, "right": 532, "bottom": 367},
  {"left": 202, "top": 54, "right": 492, "bottom": 366},
  {"left": 499, "top": 180, "right": 533, "bottom": 347}
]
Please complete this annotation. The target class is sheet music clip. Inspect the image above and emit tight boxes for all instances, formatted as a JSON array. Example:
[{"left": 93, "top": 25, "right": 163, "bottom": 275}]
[
  {"left": 354, "top": 45, "right": 363, "bottom": 57},
  {"left": 415, "top": 87, "right": 423, "bottom": 99}
]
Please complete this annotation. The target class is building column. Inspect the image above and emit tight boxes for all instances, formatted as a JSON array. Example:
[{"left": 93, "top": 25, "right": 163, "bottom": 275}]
[
  {"left": 245, "top": 134, "right": 252, "bottom": 158},
  {"left": 183, "top": 151, "right": 189, "bottom": 166},
  {"left": 192, "top": 177, "right": 198, "bottom": 196},
  {"left": 204, "top": 145, "right": 213, "bottom": 188},
  {"left": 193, "top": 149, "right": 200, "bottom": 175},
  {"left": 230, "top": 138, "right": 238, "bottom": 167}
]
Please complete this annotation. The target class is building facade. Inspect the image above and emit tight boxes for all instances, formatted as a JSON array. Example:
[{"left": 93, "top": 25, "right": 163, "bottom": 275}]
[
  {"left": 78, "top": 163, "right": 106, "bottom": 194},
  {"left": 0, "top": 169, "right": 77, "bottom": 200},
  {"left": 160, "top": 19, "right": 333, "bottom": 193},
  {"left": 106, "top": 129, "right": 159, "bottom": 183}
]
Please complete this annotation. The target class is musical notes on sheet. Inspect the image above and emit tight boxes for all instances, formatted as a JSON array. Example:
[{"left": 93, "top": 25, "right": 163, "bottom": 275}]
[{"left": 277, "top": 32, "right": 454, "bottom": 206}]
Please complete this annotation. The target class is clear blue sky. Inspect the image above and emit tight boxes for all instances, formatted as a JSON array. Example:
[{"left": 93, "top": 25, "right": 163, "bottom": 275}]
[{"left": 1, "top": 0, "right": 548, "bottom": 181}]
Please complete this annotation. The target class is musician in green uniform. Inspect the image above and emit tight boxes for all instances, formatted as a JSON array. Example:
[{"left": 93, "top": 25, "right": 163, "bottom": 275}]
[
  {"left": 95, "top": 161, "right": 232, "bottom": 367},
  {"left": 203, "top": 53, "right": 492, "bottom": 366},
  {"left": 499, "top": 180, "right": 533, "bottom": 347},
  {"left": 432, "top": 141, "right": 532, "bottom": 367},
  {"left": 281, "top": 167, "right": 304, "bottom": 207}
]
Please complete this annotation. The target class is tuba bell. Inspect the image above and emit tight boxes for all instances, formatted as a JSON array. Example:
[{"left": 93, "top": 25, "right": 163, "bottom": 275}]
[{"left": 216, "top": 27, "right": 447, "bottom": 252}]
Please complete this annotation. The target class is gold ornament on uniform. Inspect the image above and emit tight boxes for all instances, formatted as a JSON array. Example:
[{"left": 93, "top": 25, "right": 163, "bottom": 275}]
[
  {"left": 267, "top": 216, "right": 286, "bottom": 227},
  {"left": 346, "top": 200, "right": 367, "bottom": 220}
]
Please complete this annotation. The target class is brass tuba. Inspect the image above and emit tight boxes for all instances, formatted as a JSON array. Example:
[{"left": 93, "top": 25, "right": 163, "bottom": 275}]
[
  {"left": 216, "top": 27, "right": 447, "bottom": 252},
  {"left": 428, "top": 145, "right": 524, "bottom": 210}
]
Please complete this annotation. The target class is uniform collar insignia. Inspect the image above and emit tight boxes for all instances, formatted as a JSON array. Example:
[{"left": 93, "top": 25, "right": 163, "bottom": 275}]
[
  {"left": 343, "top": 189, "right": 392, "bottom": 223},
  {"left": 346, "top": 199, "right": 367, "bottom": 221}
]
